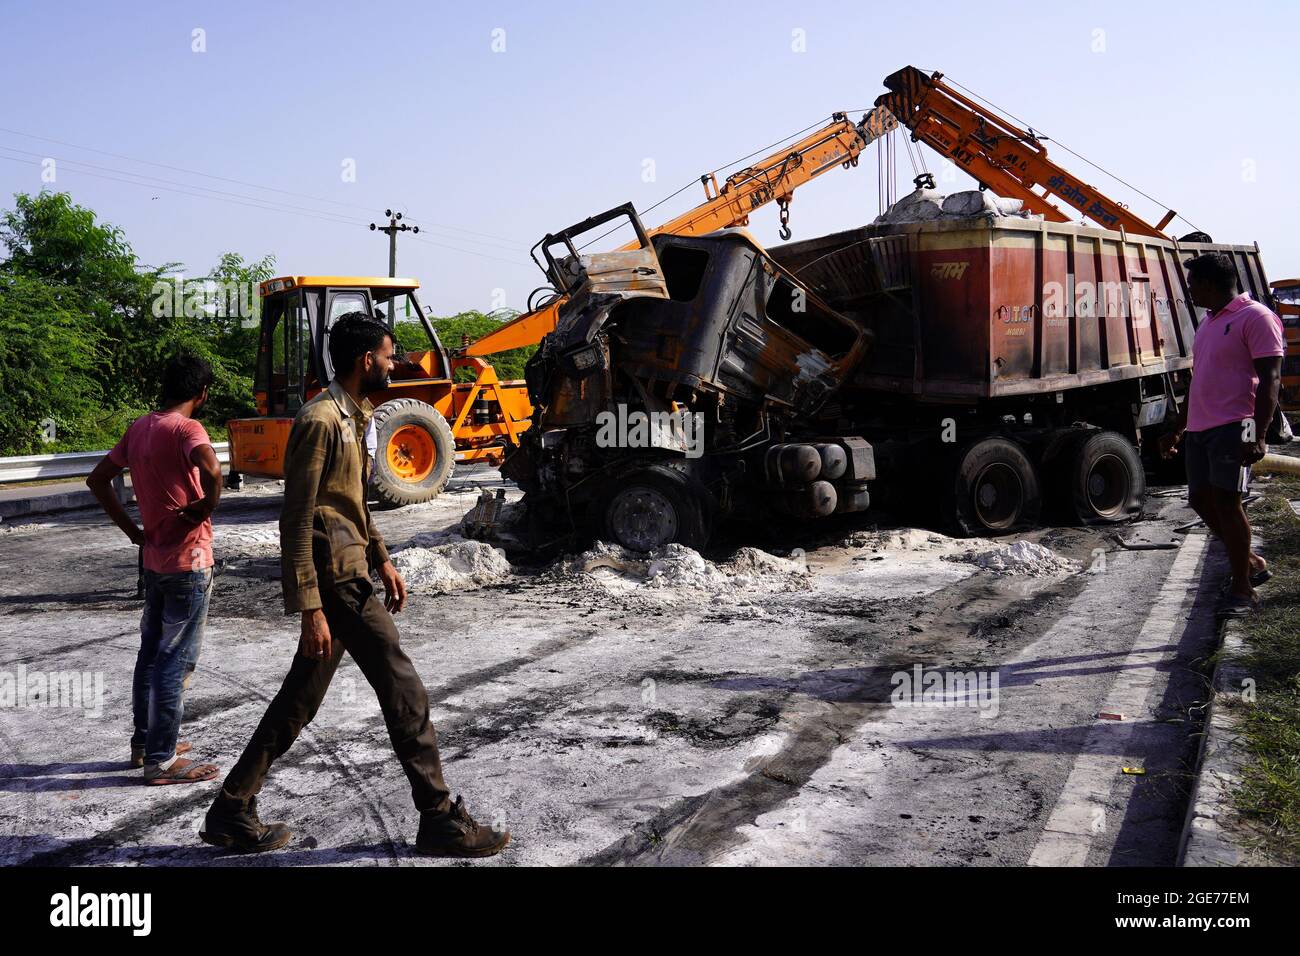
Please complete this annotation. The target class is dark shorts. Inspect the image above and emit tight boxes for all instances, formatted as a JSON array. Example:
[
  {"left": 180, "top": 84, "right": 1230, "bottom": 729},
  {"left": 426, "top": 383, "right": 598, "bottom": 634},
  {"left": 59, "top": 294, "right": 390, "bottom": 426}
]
[{"left": 1185, "top": 422, "right": 1249, "bottom": 494}]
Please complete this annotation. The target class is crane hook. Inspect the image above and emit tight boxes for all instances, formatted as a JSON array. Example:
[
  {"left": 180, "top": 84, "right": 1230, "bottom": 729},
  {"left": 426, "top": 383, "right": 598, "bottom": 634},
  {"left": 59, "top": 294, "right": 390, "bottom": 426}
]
[{"left": 778, "top": 198, "right": 792, "bottom": 241}]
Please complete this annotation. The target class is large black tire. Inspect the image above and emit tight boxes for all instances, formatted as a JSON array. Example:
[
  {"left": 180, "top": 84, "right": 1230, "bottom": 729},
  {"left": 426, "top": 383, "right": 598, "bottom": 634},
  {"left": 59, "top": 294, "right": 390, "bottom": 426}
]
[
  {"left": 370, "top": 398, "right": 455, "bottom": 508},
  {"left": 596, "top": 468, "right": 709, "bottom": 552},
  {"left": 945, "top": 437, "right": 1042, "bottom": 536},
  {"left": 1063, "top": 430, "right": 1144, "bottom": 525}
]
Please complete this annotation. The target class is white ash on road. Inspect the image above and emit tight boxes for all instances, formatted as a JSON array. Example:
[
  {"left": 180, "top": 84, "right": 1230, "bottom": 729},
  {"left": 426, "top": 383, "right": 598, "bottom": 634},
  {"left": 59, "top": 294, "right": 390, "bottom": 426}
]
[{"left": 0, "top": 467, "right": 1226, "bottom": 866}]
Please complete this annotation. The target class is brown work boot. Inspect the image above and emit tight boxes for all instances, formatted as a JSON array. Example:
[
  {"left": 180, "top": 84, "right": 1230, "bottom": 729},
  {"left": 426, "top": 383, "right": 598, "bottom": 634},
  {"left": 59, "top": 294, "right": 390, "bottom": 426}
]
[
  {"left": 199, "top": 791, "right": 292, "bottom": 853},
  {"left": 416, "top": 796, "right": 510, "bottom": 858}
]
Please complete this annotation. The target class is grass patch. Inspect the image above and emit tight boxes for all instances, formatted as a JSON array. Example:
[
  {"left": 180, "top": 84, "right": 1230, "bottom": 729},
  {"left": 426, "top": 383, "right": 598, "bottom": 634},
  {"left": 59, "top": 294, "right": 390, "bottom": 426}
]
[{"left": 1231, "top": 472, "right": 1300, "bottom": 862}]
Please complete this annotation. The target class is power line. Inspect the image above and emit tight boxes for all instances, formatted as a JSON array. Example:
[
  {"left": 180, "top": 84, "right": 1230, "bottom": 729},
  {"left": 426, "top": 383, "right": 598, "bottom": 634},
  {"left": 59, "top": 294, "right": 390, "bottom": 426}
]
[
  {"left": 0, "top": 124, "right": 530, "bottom": 245},
  {"left": 0, "top": 148, "right": 535, "bottom": 265},
  {"left": 370, "top": 208, "right": 417, "bottom": 277},
  {"left": 936, "top": 75, "right": 1202, "bottom": 233},
  {"left": 409, "top": 233, "right": 533, "bottom": 270},
  {"left": 0, "top": 143, "right": 368, "bottom": 227},
  {"left": 0, "top": 153, "right": 366, "bottom": 229},
  {"left": 397, "top": 214, "right": 529, "bottom": 248}
]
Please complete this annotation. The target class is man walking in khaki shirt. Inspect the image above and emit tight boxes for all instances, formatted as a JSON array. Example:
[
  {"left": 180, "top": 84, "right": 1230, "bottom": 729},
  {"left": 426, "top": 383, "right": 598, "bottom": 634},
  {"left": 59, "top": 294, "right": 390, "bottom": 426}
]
[{"left": 200, "top": 313, "right": 509, "bottom": 858}]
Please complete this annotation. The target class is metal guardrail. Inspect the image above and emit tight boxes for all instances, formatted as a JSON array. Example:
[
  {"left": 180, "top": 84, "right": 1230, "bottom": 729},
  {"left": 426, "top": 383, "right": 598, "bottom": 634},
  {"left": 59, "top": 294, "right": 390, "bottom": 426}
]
[{"left": 0, "top": 442, "right": 230, "bottom": 484}]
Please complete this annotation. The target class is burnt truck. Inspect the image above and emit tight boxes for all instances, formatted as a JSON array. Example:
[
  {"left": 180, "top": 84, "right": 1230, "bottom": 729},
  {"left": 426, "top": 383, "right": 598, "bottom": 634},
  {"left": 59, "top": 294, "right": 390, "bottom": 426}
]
[{"left": 501, "top": 202, "right": 1272, "bottom": 550}]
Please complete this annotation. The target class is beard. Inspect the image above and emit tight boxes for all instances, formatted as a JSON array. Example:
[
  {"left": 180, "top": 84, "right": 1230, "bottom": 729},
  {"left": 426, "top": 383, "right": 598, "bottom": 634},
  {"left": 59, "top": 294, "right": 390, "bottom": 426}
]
[{"left": 361, "top": 364, "right": 390, "bottom": 395}]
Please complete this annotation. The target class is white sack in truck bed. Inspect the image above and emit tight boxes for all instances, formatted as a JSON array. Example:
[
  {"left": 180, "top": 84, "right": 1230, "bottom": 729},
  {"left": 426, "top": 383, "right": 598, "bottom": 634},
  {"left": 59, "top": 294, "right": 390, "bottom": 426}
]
[{"left": 873, "top": 188, "right": 1039, "bottom": 225}]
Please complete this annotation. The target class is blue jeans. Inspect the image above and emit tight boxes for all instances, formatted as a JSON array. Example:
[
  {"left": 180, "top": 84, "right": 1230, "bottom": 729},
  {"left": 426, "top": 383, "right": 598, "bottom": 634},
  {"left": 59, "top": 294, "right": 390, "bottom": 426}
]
[{"left": 131, "top": 568, "right": 213, "bottom": 765}]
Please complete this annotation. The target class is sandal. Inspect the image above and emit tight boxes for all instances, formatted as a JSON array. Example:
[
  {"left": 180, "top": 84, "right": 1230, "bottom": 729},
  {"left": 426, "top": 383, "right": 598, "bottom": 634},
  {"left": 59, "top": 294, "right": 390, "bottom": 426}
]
[
  {"left": 131, "top": 740, "right": 191, "bottom": 769},
  {"left": 1217, "top": 593, "right": 1259, "bottom": 619},
  {"left": 143, "top": 756, "right": 219, "bottom": 785},
  {"left": 1219, "top": 568, "right": 1271, "bottom": 596}
]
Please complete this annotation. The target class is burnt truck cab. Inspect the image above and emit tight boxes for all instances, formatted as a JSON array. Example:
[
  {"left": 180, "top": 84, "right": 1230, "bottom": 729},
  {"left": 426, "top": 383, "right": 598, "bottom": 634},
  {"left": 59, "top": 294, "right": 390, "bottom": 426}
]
[{"left": 503, "top": 203, "right": 877, "bottom": 552}]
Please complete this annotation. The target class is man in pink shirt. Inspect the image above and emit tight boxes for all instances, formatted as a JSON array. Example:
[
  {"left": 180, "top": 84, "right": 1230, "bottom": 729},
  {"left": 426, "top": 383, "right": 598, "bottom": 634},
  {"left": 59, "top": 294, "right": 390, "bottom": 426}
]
[
  {"left": 87, "top": 353, "right": 224, "bottom": 782},
  {"left": 1161, "top": 253, "right": 1285, "bottom": 616}
]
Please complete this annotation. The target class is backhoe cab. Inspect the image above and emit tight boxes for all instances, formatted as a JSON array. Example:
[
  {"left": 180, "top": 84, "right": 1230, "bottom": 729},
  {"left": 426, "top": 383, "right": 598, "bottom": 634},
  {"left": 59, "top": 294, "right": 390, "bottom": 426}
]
[{"left": 227, "top": 276, "right": 531, "bottom": 506}]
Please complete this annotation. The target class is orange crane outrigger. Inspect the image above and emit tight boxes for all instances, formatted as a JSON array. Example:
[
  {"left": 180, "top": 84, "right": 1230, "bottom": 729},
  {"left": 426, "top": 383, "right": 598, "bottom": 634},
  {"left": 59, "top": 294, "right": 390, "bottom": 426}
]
[
  {"left": 875, "top": 66, "right": 1178, "bottom": 239},
  {"left": 464, "top": 106, "right": 898, "bottom": 357}
]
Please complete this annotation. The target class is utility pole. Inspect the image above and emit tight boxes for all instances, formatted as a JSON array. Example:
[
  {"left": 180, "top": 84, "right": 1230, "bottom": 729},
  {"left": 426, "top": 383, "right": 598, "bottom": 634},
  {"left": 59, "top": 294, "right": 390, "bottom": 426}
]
[{"left": 369, "top": 209, "right": 419, "bottom": 277}]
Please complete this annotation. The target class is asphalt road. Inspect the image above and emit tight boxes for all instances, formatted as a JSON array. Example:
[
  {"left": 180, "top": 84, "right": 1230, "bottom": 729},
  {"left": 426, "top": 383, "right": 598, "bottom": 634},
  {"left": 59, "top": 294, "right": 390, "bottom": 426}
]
[{"left": 0, "top": 471, "right": 1227, "bottom": 866}]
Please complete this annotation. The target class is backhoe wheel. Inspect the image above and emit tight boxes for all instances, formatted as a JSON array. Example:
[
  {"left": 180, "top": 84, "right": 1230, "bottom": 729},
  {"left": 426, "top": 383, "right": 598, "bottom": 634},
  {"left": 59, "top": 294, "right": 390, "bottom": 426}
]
[
  {"left": 370, "top": 398, "right": 455, "bottom": 508},
  {"left": 1065, "top": 430, "right": 1145, "bottom": 525},
  {"left": 945, "top": 437, "right": 1042, "bottom": 536},
  {"left": 598, "top": 470, "right": 709, "bottom": 552}
]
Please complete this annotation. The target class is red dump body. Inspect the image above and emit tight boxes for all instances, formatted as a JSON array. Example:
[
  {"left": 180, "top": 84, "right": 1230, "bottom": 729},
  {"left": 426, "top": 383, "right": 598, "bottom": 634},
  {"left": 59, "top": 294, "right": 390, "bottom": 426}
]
[{"left": 772, "top": 218, "right": 1271, "bottom": 400}]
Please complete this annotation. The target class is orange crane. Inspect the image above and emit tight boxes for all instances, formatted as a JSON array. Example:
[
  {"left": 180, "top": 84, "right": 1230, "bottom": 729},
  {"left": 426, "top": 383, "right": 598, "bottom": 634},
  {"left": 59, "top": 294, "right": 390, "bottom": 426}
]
[
  {"left": 875, "top": 66, "right": 1179, "bottom": 239},
  {"left": 464, "top": 107, "right": 898, "bottom": 357}
]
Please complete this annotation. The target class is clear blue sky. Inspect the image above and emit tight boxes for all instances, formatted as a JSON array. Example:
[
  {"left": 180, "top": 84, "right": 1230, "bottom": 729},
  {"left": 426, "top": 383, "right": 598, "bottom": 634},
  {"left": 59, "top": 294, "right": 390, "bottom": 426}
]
[{"left": 2, "top": 0, "right": 1297, "bottom": 314}]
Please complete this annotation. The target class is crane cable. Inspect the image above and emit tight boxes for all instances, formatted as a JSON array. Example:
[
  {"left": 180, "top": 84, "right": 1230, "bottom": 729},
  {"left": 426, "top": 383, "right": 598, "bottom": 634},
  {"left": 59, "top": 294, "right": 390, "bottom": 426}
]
[
  {"left": 576, "top": 113, "right": 855, "bottom": 252},
  {"left": 934, "top": 74, "right": 1203, "bottom": 234}
]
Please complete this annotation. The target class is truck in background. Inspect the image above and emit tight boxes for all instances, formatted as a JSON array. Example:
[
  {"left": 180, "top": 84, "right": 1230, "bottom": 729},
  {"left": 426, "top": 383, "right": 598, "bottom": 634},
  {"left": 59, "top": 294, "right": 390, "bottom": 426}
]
[{"left": 1269, "top": 278, "right": 1300, "bottom": 411}]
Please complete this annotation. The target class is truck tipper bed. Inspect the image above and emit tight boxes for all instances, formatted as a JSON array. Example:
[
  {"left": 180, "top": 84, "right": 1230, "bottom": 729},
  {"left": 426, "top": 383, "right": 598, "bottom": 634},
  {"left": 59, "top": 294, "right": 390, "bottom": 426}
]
[{"left": 767, "top": 215, "right": 1271, "bottom": 533}]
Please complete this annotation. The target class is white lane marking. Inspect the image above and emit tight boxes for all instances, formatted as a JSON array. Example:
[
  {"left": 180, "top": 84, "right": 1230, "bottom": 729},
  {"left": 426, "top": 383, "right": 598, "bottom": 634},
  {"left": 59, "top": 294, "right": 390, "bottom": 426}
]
[{"left": 1027, "top": 533, "right": 1207, "bottom": 867}]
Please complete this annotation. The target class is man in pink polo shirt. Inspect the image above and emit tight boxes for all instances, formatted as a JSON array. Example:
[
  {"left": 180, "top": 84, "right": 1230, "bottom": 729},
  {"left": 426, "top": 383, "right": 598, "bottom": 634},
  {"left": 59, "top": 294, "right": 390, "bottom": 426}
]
[
  {"left": 87, "top": 353, "right": 224, "bottom": 782},
  {"left": 1161, "top": 253, "right": 1284, "bottom": 616}
]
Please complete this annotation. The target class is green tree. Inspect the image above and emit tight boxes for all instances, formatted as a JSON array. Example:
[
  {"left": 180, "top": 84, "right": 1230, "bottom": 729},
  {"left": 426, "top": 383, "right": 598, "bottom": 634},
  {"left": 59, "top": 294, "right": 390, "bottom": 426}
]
[
  {"left": 1, "top": 191, "right": 173, "bottom": 414},
  {"left": 0, "top": 191, "right": 277, "bottom": 452},
  {"left": 393, "top": 309, "right": 535, "bottom": 381},
  {"left": 183, "top": 251, "right": 278, "bottom": 427},
  {"left": 0, "top": 273, "right": 105, "bottom": 453}
]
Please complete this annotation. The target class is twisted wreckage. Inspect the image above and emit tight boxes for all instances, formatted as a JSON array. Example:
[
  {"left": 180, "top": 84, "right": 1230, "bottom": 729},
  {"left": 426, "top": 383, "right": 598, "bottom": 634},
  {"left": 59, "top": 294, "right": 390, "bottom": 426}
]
[{"left": 489, "top": 67, "right": 1275, "bottom": 552}]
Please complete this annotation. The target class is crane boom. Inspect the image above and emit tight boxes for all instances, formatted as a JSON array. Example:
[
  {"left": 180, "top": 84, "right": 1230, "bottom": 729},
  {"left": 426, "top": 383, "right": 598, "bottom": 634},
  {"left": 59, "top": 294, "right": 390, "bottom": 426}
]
[
  {"left": 876, "top": 66, "right": 1177, "bottom": 239},
  {"left": 464, "top": 107, "right": 897, "bottom": 357}
]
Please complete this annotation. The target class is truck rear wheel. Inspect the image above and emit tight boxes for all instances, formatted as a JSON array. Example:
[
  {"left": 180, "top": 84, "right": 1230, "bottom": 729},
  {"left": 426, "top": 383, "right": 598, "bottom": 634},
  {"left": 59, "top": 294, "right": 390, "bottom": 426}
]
[
  {"left": 1065, "top": 430, "right": 1144, "bottom": 524},
  {"left": 370, "top": 398, "right": 455, "bottom": 508},
  {"left": 946, "top": 437, "right": 1041, "bottom": 536},
  {"left": 599, "top": 469, "right": 708, "bottom": 552}
]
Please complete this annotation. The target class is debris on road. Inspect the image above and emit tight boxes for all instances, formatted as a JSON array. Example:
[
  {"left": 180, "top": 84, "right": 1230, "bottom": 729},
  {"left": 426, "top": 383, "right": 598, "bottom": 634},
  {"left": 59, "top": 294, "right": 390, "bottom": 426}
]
[
  {"left": 462, "top": 488, "right": 525, "bottom": 537},
  {"left": 1110, "top": 535, "right": 1179, "bottom": 551},
  {"left": 0, "top": 520, "right": 52, "bottom": 536},
  {"left": 842, "top": 528, "right": 967, "bottom": 552},
  {"left": 545, "top": 541, "right": 809, "bottom": 597},
  {"left": 212, "top": 522, "right": 281, "bottom": 557},
  {"left": 951, "top": 540, "right": 1079, "bottom": 576},
  {"left": 390, "top": 535, "right": 513, "bottom": 592}
]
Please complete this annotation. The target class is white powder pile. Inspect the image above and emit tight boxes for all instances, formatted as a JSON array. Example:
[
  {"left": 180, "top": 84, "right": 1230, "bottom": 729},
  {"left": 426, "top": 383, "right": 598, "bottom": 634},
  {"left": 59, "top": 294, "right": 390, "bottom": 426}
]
[
  {"left": 390, "top": 537, "right": 512, "bottom": 592},
  {"left": 212, "top": 522, "right": 281, "bottom": 557},
  {"left": 548, "top": 541, "right": 808, "bottom": 596},
  {"left": 956, "top": 540, "right": 1079, "bottom": 576}
]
